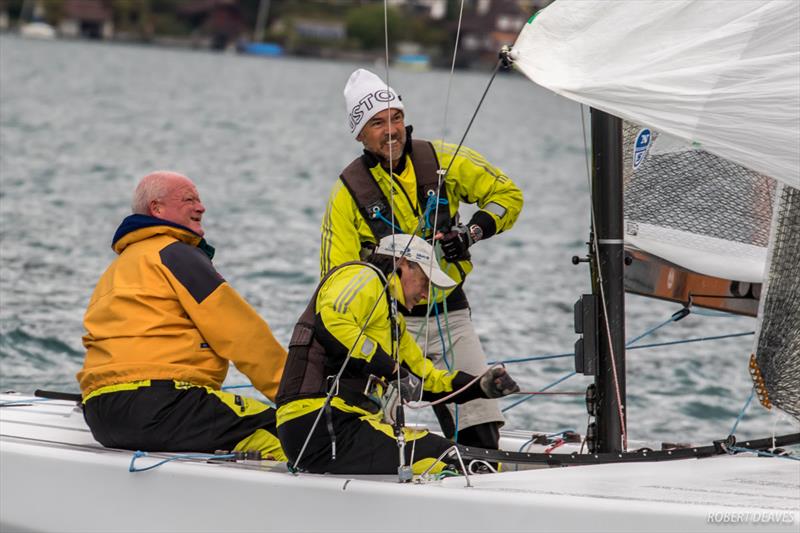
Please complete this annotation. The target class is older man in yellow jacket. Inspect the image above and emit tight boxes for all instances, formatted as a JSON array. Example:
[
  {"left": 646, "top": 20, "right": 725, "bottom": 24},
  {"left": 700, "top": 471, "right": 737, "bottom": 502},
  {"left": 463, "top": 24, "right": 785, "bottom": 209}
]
[
  {"left": 78, "top": 170, "right": 287, "bottom": 460},
  {"left": 321, "top": 69, "right": 524, "bottom": 450}
]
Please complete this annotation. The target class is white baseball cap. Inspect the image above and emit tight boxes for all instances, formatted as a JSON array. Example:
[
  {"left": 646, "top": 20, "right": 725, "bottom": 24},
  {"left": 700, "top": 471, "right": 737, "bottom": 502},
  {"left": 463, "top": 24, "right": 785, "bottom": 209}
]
[
  {"left": 376, "top": 234, "right": 456, "bottom": 289},
  {"left": 344, "top": 68, "right": 404, "bottom": 138}
]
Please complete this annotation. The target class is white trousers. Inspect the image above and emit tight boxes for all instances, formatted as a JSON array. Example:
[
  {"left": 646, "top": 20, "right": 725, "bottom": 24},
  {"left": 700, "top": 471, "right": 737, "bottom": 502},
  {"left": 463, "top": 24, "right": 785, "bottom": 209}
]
[{"left": 404, "top": 308, "right": 505, "bottom": 430}]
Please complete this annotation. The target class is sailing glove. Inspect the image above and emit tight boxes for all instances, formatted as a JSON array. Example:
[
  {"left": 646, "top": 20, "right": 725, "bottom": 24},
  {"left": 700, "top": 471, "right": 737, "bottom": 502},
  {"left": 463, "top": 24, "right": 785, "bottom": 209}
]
[
  {"left": 440, "top": 224, "right": 473, "bottom": 261},
  {"left": 394, "top": 371, "right": 423, "bottom": 403},
  {"left": 479, "top": 366, "right": 520, "bottom": 398}
]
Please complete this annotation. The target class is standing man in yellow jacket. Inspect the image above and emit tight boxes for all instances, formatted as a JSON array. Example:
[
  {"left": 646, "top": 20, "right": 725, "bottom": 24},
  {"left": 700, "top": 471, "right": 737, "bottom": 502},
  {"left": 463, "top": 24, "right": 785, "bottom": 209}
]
[
  {"left": 321, "top": 69, "right": 524, "bottom": 450},
  {"left": 78, "top": 171, "right": 287, "bottom": 460}
]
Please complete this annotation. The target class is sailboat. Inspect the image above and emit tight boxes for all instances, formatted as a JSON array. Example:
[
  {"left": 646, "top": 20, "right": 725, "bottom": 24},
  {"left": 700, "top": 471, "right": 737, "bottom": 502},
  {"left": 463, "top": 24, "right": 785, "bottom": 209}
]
[{"left": 2, "top": 1, "right": 798, "bottom": 531}]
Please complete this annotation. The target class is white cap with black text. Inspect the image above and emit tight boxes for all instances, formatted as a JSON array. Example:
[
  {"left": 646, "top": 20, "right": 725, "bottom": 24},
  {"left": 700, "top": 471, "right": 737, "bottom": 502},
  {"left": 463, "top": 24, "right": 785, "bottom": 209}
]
[{"left": 376, "top": 234, "right": 456, "bottom": 289}]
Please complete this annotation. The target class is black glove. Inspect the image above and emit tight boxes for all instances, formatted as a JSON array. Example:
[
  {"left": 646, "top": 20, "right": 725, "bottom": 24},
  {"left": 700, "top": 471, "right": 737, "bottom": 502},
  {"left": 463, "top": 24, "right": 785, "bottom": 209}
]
[
  {"left": 395, "top": 372, "right": 423, "bottom": 403},
  {"left": 479, "top": 366, "right": 520, "bottom": 399},
  {"left": 440, "top": 224, "right": 473, "bottom": 262}
]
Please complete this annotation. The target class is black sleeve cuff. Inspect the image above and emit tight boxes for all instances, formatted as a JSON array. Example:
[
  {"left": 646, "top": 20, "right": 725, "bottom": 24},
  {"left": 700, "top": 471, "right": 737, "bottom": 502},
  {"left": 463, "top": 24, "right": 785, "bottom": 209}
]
[
  {"left": 468, "top": 210, "right": 497, "bottom": 240},
  {"left": 362, "top": 345, "right": 397, "bottom": 379},
  {"left": 422, "top": 371, "right": 485, "bottom": 404}
]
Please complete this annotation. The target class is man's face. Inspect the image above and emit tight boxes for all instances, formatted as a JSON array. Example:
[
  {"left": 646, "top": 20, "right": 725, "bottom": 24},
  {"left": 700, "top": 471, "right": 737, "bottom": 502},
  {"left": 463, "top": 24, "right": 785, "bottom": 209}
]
[
  {"left": 398, "top": 259, "right": 430, "bottom": 310},
  {"left": 356, "top": 108, "right": 406, "bottom": 166},
  {"left": 151, "top": 177, "right": 206, "bottom": 236}
]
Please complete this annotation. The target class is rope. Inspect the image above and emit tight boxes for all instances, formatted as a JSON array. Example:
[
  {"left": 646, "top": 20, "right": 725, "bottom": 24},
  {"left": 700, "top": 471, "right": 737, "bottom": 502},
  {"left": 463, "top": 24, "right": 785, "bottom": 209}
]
[
  {"left": 423, "top": 194, "right": 448, "bottom": 230},
  {"left": 490, "top": 331, "right": 754, "bottom": 366},
  {"left": 0, "top": 398, "right": 54, "bottom": 406},
  {"left": 628, "top": 331, "right": 754, "bottom": 351},
  {"left": 489, "top": 351, "right": 573, "bottom": 365},
  {"left": 129, "top": 450, "right": 235, "bottom": 473},
  {"left": 438, "top": 0, "right": 465, "bottom": 144},
  {"left": 729, "top": 387, "right": 756, "bottom": 436},
  {"left": 625, "top": 307, "right": 689, "bottom": 347},
  {"left": 438, "top": 288, "right": 459, "bottom": 441},
  {"left": 501, "top": 371, "right": 577, "bottom": 413},
  {"left": 374, "top": 210, "right": 403, "bottom": 232},
  {"left": 726, "top": 445, "right": 800, "bottom": 462}
]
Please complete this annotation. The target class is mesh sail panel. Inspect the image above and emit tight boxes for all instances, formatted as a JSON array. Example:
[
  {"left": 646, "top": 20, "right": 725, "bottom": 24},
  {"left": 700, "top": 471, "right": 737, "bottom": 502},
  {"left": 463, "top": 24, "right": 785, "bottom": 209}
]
[
  {"left": 621, "top": 121, "right": 775, "bottom": 282},
  {"left": 752, "top": 184, "right": 800, "bottom": 421}
]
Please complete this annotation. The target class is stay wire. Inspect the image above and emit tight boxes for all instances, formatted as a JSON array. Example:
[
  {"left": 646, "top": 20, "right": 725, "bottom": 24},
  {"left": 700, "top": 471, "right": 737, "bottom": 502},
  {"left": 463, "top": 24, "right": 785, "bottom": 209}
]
[{"left": 411, "top": 0, "right": 466, "bottom": 467}]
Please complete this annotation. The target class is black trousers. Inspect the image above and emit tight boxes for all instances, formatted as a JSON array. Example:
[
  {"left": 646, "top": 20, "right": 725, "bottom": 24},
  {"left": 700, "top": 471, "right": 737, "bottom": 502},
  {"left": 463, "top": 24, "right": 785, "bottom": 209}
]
[
  {"left": 278, "top": 403, "right": 458, "bottom": 475},
  {"left": 83, "top": 380, "right": 285, "bottom": 460}
]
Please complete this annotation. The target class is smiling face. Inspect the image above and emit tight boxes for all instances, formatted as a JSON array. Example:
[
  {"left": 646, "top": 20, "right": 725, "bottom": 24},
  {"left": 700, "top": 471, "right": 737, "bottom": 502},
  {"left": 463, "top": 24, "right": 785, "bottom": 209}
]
[
  {"left": 397, "top": 258, "right": 430, "bottom": 310},
  {"left": 356, "top": 107, "right": 406, "bottom": 167},
  {"left": 149, "top": 175, "right": 206, "bottom": 236}
]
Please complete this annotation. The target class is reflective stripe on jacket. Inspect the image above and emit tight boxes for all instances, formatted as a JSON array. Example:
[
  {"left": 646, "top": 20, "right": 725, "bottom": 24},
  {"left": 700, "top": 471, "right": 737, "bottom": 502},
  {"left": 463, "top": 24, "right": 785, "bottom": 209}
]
[
  {"left": 277, "top": 263, "right": 476, "bottom": 424},
  {"left": 320, "top": 140, "right": 523, "bottom": 304},
  {"left": 77, "top": 215, "right": 287, "bottom": 401}
]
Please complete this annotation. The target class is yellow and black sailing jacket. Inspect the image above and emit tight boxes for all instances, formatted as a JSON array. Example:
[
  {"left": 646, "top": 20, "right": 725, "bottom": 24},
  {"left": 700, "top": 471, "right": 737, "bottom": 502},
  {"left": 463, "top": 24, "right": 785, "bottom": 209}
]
[
  {"left": 276, "top": 262, "right": 484, "bottom": 426},
  {"left": 320, "top": 136, "right": 523, "bottom": 315},
  {"left": 77, "top": 215, "right": 287, "bottom": 401}
]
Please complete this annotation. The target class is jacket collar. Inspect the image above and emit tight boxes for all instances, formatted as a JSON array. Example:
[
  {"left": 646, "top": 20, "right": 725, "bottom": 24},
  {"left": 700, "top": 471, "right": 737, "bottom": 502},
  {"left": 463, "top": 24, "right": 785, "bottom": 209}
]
[{"left": 111, "top": 214, "right": 215, "bottom": 259}]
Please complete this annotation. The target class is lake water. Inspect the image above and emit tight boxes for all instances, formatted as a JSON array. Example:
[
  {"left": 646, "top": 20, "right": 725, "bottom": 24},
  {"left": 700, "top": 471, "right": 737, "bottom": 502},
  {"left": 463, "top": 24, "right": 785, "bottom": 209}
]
[{"left": 1, "top": 35, "right": 796, "bottom": 444}]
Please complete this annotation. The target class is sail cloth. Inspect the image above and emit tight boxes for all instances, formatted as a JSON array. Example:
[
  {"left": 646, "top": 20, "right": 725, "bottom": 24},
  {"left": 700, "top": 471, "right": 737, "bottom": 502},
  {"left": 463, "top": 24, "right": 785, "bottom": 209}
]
[
  {"left": 752, "top": 184, "right": 800, "bottom": 420},
  {"left": 511, "top": 0, "right": 800, "bottom": 189},
  {"left": 620, "top": 123, "right": 774, "bottom": 283}
]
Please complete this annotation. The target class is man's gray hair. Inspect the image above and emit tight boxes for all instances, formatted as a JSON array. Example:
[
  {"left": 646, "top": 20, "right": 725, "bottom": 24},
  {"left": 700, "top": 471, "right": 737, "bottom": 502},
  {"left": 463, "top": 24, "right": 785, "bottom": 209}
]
[{"left": 131, "top": 171, "right": 184, "bottom": 214}]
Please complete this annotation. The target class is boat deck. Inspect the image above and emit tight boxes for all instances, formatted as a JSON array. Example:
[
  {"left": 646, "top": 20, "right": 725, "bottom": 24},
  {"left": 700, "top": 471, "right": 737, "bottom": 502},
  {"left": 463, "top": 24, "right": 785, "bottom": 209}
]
[{"left": 2, "top": 393, "right": 798, "bottom": 532}]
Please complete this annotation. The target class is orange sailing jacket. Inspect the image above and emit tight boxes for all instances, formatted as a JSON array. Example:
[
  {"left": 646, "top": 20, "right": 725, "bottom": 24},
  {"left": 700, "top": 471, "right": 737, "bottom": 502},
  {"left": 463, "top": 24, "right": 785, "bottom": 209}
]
[{"left": 77, "top": 215, "right": 287, "bottom": 400}]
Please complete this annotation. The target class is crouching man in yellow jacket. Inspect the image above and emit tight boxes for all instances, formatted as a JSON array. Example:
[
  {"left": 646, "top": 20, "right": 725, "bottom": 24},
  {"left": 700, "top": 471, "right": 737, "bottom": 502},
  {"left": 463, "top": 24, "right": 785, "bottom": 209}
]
[
  {"left": 277, "top": 234, "right": 519, "bottom": 475},
  {"left": 77, "top": 171, "right": 287, "bottom": 460}
]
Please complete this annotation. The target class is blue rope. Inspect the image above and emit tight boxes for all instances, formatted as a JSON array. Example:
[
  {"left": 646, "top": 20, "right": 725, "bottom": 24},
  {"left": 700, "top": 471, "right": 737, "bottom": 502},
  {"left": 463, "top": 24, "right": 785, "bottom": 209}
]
[
  {"left": 726, "top": 446, "right": 800, "bottom": 461},
  {"left": 547, "top": 429, "right": 577, "bottom": 438},
  {"left": 628, "top": 331, "right": 753, "bottom": 351},
  {"left": 374, "top": 211, "right": 403, "bottom": 232},
  {"left": 625, "top": 308, "right": 688, "bottom": 347},
  {"left": 729, "top": 387, "right": 756, "bottom": 436},
  {"left": 689, "top": 308, "right": 738, "bottom": 318},
  {"left": 221, "top": 384, "right": 253, "bottom": 390},
  {"left": 501, "top": 371, "right": 577, "bottom": 413},
  {"left": 489, "top": 351, "right": 573, "bottom": 365},
  {"left": 129, "top": 450, "right": 236, "bottom": 473},
  {"left": 431, "top": 287, "right": 458, "bottom": 441},
  {"left": 0, "top": 398, "right": 55, "bottom": 406},
  {"left": 495, "top": 311, "right": 689, "bottom": 367},
  {"left": 423, "top": 195, "right": 448, "bottom": 230},
  {"left": 433, "top": 298, "right": 452, "bottom": 371},
  {"left": 490, "top": 332, "right": 754, "bottom": 366}
]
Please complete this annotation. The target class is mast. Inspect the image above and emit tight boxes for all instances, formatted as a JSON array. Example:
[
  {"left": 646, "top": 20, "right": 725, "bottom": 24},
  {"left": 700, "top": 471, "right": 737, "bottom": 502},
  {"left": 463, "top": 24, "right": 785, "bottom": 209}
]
[{"left": 590, "top": 108, "right": 626, "bottom": 453}]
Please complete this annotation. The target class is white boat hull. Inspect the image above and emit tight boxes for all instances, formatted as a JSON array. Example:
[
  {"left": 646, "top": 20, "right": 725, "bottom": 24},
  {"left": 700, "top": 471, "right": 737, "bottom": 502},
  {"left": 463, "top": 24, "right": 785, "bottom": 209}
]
[{"left": 2, "top": 394, "right": 798, "bottom": 532}]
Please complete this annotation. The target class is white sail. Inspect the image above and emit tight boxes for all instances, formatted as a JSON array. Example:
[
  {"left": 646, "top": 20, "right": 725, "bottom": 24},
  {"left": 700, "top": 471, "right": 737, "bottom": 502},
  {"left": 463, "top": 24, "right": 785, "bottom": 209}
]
[{"left": 512, "top": 0, "right": 800, "bottom": 189}]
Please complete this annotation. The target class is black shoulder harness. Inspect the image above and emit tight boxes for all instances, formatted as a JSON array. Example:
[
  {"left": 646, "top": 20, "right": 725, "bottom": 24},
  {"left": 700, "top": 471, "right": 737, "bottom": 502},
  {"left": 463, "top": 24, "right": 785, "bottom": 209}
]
[{"left": 339, "top": 139, "right": 452, "bottom": 242}]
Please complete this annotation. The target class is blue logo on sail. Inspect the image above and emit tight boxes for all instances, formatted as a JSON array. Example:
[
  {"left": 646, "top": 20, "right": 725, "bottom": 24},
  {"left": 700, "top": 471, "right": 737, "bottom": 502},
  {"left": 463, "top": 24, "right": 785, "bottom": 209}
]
[{"left": 633, "top": 128, "right": 651, "bottom": 170}]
